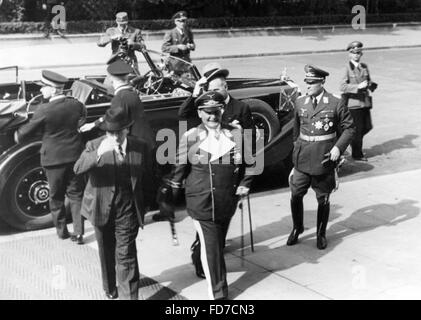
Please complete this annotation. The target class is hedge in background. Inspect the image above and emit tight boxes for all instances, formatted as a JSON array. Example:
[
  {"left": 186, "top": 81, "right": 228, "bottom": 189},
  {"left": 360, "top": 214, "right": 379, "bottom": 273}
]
[{"left": 1, "top": 13, "right": 421, "bottom": 34}]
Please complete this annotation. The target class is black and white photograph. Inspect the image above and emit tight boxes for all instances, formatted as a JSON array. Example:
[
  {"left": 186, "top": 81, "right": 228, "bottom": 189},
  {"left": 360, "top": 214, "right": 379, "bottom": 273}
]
[{"left": 0, "top": 0, "right": 421, "bottom": 305}]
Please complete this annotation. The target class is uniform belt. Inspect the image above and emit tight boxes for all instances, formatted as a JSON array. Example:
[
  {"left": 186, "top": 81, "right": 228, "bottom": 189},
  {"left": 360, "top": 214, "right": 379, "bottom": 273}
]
[{"left": 299, "top": 132, "right": 336, "bottom": 142}]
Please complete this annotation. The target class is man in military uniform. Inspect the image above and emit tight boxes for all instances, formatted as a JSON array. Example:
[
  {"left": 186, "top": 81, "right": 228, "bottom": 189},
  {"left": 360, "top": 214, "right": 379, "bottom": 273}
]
[
  {"left": 15, "top": 70, "right": 86, "bottom": 243},
  {"left": 287, "top": 65, "right": 355, "bottom": 250},
  {"left": 97, "top": 12, "right": 146, "bottom": 74},
  {"left": 170, "top": 91, "right": 253, "bottom": 300},
  {"left": 80, "top": 60, "right": 155, "bottom": 151},
  {"left": 162, "top": 11, "right": 196, "bottom": 63},
  {"left": 340, "top": 41, "right": 377, "bottom": 161}
]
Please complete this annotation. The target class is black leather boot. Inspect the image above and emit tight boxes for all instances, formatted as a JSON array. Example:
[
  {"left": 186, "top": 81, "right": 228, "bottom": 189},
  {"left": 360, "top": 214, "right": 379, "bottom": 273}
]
[
  {"left": 316, "top": 202, "right": 330, "bottom": 250},
  {"left": 286, "top": 197, "right": 304, "bottom": 246}
]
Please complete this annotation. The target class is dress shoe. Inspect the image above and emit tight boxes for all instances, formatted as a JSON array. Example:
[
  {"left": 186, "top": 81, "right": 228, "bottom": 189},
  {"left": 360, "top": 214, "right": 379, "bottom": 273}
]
[
  {"left": 286, "top": 227, "right": 304, "bottom": 246},
  {"left": 71, "top": 234, "right": 84, "bottom": 245},
  {"left": 317, "top": 235, "right": 328, "bottom": 250},
  {"left": 58, "top": 230, "right": 70, "bottom": 240},
  {"left": 105, "top": 290, "right": 118, "bottom": 299}
]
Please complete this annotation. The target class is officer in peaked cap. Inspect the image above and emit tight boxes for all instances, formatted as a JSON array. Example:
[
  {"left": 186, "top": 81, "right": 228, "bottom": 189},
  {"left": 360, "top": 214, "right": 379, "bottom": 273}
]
[
  {"left": 15, "top": 70, "right": 87, "bottom": 243},
  {"left": 340, "top": 41, "right": 378, "bottom": 162},
  {"left": 106, "top": 59, "right": 134, "bottom": 76},
  {"left": 286, "top": 64, "right": 355, "bottom": 250},
  {"left": 162, "top": 10, "right": 195, "bottom": 62},
  {"left": 169, "top": 90, "right": 253, "bottom": 300}
]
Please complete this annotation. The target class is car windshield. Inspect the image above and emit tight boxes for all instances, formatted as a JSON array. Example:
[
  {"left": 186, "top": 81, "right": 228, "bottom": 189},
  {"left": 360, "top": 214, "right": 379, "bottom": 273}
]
[{"left": 139, "top": 50, "right": 199, "bottom": 89}]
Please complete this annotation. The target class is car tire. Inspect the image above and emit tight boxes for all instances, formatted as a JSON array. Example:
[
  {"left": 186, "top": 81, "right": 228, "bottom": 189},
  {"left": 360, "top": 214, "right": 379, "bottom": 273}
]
[
  {"left": 1, "top": 154, "right": 52, "bottom": 231},
  {"left": 243, "top": 98, "right": 280, "bottom": 145}
]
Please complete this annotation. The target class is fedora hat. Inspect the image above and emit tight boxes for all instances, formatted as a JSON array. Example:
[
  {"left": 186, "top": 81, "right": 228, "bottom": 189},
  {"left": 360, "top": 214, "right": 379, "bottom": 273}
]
[
  {"left": 201, "top": 62, "right": 229, "bottom": 82},
  {"left": 98, "top": 106, "right": 133, "bottom": 132}
]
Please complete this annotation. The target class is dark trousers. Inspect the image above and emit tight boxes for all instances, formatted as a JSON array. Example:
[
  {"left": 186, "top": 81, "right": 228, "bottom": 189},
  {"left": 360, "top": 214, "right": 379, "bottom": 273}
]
[
  {"left": 290, "top": 168, "right": 335, "bottom": 201},
  {"left": 45, "top": 163, "right": 84, "bottom": 237},
  {"left": 94, "top": 205, "right": 140, "bottom": 300},
  {"left": 193, "top": 218, "right": 230, "bottom": 300},
  {"left": 350, "top": 108, "right": 372, "bottom": 158}
]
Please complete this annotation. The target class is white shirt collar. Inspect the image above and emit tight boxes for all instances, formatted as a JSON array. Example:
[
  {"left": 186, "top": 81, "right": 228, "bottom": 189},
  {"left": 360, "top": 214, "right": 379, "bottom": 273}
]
[
  {"left": 224, "top": 95, "right": 230, "bottom": 105},
  {"left": 350, "top": 60, "right": 360, "bottom": 68},
  {"left": 115, "top": 84, "right": 132, "bottom": 95},
  {"left": 49, "top": 94, "right": 65, "bottom": 102},
  {"left": 312, "top": 90, "right": 324, "bottom": 104}
]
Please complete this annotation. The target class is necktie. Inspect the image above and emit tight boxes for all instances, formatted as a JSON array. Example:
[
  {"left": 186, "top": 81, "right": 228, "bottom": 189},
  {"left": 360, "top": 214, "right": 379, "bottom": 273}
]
[
  {"left": 312, "top": 97, "right": 317, "bottom": 110},
  {"left": 117, "top": 144, "right": 124, "bottom": 161}
]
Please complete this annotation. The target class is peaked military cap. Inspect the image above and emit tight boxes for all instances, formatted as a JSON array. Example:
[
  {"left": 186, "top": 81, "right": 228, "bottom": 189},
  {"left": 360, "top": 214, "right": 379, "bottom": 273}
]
[
  {"left": 347, "top": 41, "right": 363, "bottom": 53},
  {"left": 37, "top": 70, "right": 68, "bottom": 87},
  {"left": 304, "top": 64, "right": 329, "bottom": 83},
  {"left": 116, "top": 12, "right": 129, "bottom": 23},
  {"left": 195, "top": 91, "right": 225, "bottom": 110},
  {"left": 107, "top": 60, "right": 134, "bottom": 76},
  {"left": 201, "top": 62, "right": 229, "bottom": 82},
  {"left": 172, "top": 11, "right": 188, "bottom": 21}
]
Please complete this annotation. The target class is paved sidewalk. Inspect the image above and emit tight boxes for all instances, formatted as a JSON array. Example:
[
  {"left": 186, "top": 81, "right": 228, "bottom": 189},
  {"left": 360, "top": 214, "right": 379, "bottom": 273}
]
[
  {"left": 1, "top": 168, "right": 420, "bottom": 299},
  {"left": 0, "top": 25, "right": 421, "bottom": 72}
]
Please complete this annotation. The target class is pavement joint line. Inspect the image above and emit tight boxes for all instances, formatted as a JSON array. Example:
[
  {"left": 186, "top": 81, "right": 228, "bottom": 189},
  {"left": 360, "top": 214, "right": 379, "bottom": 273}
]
[{"left": 15, "top": 44, "right": 421, "bottom": 71}]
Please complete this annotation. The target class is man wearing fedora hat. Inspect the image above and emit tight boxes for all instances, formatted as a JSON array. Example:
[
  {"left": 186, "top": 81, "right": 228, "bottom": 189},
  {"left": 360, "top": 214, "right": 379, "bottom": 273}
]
[
  {"left": 98, "top": 12, "right": 145, "bottom": 73},
  {"left": 287, "top": 64, "right": 355, "bottom": 250},
  {"left": 15, "top": 70, "right": 86, "bottom": 243},
  {"left": 169, "top": 91, "right": 253, "bottom": 300},
  {"left": 74, "top": 106, "right": 153, "bottom": 300},
  {"left": 162, "top": 11, "right": 195, "bottom": 62},
  {"left": 340, "top": 41, "right": 378, "bottom": 162}
]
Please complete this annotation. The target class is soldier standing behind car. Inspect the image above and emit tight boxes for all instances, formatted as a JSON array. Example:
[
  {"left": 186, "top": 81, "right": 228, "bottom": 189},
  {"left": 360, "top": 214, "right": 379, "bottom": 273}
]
[
  {"left": 170, "top": 91, "right": 253, "bottom": 300},
  {"left": 162, "top": 11, "right": 195, "bottom": 63},
  {"left": 97, "top": 12, "right": 146, "bottom": 74},
  {"left": 287, "top": 65, "right": 355, "bottom": 250},
  {"left": 340, "top": 41, "right": 377, "bottom": 162},
  {"left": 14, "top": 70, "right": 86, "bottom": 243}
]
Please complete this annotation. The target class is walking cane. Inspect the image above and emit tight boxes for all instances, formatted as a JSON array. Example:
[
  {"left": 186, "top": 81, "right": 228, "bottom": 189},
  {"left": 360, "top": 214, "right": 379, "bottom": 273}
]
[
  {"left": 169, "top": 217, "right": 179, "bottom": 246},
  {"left": 239, "top": 196, "right": 245, "bottom": 266},
  {"left": 246, "top": 194, "right": 255, "bottom": 252}
]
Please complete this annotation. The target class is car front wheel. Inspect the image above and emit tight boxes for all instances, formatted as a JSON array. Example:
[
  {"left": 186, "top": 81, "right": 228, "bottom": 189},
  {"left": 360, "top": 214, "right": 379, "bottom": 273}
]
[{"left": 1, "top": 154, "right": 52, "bottom": 231}]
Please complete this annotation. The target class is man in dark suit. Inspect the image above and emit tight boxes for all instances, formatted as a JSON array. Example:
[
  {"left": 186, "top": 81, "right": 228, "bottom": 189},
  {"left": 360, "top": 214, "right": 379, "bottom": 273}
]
[
  {"left": 340, "top": 41, "right": 377, "bottom": 162},
  {"left": 80, "top": 60, "right": 155, "bottom": 150},
  {"left": 74, "top": 106, "right": 153, "bottom": 300},
  {"left": 170, "top": 91, "right": 253, "bottom": 299},
  {"left": 162, "top": 11, "right": 195, "bottom": 62},
  {"left": 97, "top": 12, "right": 146, "bottom": 74},
  {"left": 15, "top": 70, "right": 86, "bottom": 243},
  {"left": 287, "top": 65, "right": 355, "bottom": 250}
]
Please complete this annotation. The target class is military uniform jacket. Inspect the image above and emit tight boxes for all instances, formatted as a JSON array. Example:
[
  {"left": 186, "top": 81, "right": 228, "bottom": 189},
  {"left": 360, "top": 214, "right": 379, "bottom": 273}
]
[
  {"left": 73, "top": 136, "right": 153, "bottom": 228},
  {"left": 161, "top": 27, "right": 195, "bottom": 62},
  {"left": 171, "top": 124, "right": 254, "bottom": 221},
  {"left": 292, "top": 91, "right": 355, "bottom": 176},
  {"left": 97, "top": 26, "right": 144, "bottom": 62},
  {"left": 17, "top": 96, "right": 86, "bottom": 167},
  {"left": 340, "top": 61, "right": 373, "bottom": 109},
  {"left": 110, "top": 86, "right": 155, "bottom": 149},
  {"left": 178, "top": 95, "right": 254, "bottom": 130}
]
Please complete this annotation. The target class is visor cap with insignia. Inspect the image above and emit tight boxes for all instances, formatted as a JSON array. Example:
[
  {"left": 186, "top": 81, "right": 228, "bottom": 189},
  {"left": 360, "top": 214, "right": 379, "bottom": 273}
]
[
  {"left": 347, "top": 41, "right": 363, "bottom": 53},
  {"left": 37, "top": 70, "right": 68, "bottom": 88},
  {"left": 195, "top": 91, "right": 225, "bottom": 111},
  {"left": 201, "top": 62, "right": 229, "bottom": 82},
  {"left": 172, "top": 11, "right": 188, "bottom": 21},
  {"left": 116, "top": 12, "right": 129, "bottom": 24},
  {"left": 107, "top": 60, "right": 134, "bottom": 76},
  {"left": 304, "top": 64, "right": 329, "bottom": 83}
]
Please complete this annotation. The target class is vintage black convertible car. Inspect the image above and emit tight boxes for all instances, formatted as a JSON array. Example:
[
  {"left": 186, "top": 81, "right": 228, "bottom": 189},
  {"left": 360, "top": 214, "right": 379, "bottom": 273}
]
[{"left": 0, "top": 50, "right": 300, "bottom": 230}]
